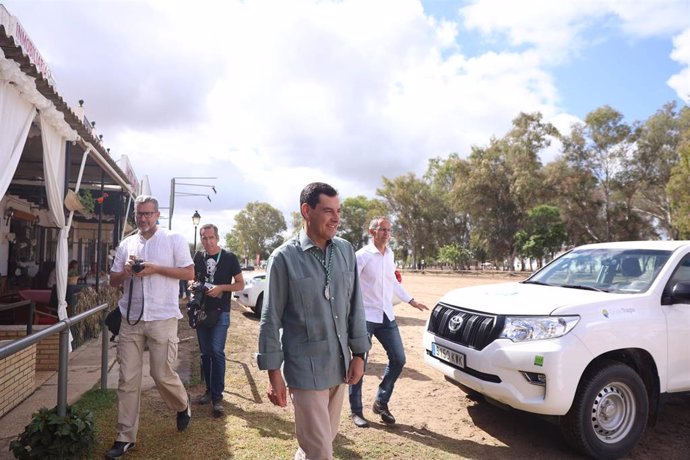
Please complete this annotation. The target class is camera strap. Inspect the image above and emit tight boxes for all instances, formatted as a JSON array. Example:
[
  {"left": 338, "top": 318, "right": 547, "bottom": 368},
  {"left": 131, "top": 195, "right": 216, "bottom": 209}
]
[{"left": 126, "top": 276, "right": 144, "bottom": 325}]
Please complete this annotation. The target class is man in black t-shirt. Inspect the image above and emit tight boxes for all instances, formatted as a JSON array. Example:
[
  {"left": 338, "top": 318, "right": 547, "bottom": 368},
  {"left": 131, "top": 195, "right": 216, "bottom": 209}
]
[{"left": 192, "top": 224, "right": 244, "bottom": 417}]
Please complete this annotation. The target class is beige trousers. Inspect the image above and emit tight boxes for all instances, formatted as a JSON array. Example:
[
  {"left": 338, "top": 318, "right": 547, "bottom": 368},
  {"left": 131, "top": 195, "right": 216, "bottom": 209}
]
[
  {"left": 115, "top": 317, "right": 188, "bottom": 442},
  {"left": 290, "top": 384, "right": 346, "bottom": 460}
]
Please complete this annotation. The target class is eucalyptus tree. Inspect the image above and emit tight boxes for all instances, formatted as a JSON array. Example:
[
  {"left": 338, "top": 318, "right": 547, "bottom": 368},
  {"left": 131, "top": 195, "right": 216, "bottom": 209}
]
[
  {"left": 634, "top": 102, "right": 690, "bottom": 238},
  {"left": 338, "top": 195, "right": 387, "bottom": 250},
  {"left": 514, "top": 204, "right": 566, "bottom": 270},
  {"left": 453, "top": 112, "right": 557, "bottom": 264},
  {"left": 290, "top": 211, "right": 302, "bottom": 237},
  {"left": 233, "top": 201, "right": 287, "bottom": 263},
  {"left": 667, "top": 120, "right": 690, "bottom": 238},
  {"left": 425, "top": 153, "right": 471, "bottom": 249},
  {"left": 377, "top": 174, "right": 440, "bottom": 267},
  {"left": 560, "top": 105, "right": 642, "bottom": 241}
]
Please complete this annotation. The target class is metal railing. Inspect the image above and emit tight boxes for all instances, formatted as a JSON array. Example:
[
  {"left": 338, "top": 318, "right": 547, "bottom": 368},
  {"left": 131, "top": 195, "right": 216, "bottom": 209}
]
[
  {"left": 0, "top": 302, "right": 110, "bottom": 416},
  {"left": 0, "top": 300, "right": 35, "bottom": 335}
]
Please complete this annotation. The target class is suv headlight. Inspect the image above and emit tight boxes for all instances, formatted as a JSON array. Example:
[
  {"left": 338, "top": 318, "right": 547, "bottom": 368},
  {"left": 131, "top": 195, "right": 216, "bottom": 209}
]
[{"left": 499, "top": 316, "right": 580, "bottom": 342}]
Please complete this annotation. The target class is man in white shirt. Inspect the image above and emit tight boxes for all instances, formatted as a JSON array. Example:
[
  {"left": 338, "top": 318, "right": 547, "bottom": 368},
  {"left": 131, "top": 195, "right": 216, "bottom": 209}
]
[
  {"left": 105, "top": 195, "right": 195, "bottom": 459},
  {"left": 349, "top": 217, "right": 428, "bottom": 428}
]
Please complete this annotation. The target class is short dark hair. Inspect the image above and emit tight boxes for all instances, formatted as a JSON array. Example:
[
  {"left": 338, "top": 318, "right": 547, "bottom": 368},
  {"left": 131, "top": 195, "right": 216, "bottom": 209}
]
[
  {"left": 300, "top": 182, "right": 337, "bottom": 209},
  {"left": 199, "top": 223, "right": 219, "bottom": 239}
]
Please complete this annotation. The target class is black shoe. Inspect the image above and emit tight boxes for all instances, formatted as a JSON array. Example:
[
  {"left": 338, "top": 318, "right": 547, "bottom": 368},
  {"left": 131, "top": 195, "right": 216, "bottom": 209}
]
[
  {"left": 105, "top": 441, "right": 135, "bottom": 459},
  {"left": 177, "top": 395, "right": 191, "bottom": 431},
  {"left": 351, "top": 412, "right": 369, "bottom": 428},
  {"left": 372, "top": 400, "right": 396, "bottom": 424},
  {"left": 195, "top": 391, "right": 211, "bottom": 405},
  {"left": 212, "top": 400, "right": 225, "bottom": 418}
]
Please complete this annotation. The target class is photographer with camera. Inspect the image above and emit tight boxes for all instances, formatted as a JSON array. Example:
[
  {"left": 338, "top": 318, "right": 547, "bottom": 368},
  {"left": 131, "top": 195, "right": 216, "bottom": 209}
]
[
  {"left": 105, "top": 195, "right": 194, "bottom": 460},
  {"left": 191, "top": 223, "right": 244, "bottom": 418}
]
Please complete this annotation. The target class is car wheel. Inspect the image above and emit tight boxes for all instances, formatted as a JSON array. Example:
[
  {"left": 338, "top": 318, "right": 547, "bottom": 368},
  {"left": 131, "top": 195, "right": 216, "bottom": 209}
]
[
  {"left": 561, "top": 360, "right": 648, "bottom": 460},
  {"left": 253, "top": 293, "right": 263, "bottom": 318}
]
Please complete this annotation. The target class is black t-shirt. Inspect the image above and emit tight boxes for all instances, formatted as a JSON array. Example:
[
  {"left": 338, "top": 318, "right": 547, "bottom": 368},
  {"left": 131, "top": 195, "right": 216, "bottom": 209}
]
[{"left": 193, "top": 249, "right": 242, "bottom": 312}]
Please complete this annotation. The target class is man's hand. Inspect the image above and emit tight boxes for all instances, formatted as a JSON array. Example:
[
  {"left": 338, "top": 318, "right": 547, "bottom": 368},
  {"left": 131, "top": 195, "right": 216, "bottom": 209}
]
[
  {"left": 345, "top": 356, "right": 365, "bottom": 385},
  {"left": 205, "top": 285, "right": 223, "bottom": 298},
  {"left": 267, "top": 369, "right": 287, "bottom": 407},
  {"left": 410, "top": 299, "right": 429, "bottom": 311}
]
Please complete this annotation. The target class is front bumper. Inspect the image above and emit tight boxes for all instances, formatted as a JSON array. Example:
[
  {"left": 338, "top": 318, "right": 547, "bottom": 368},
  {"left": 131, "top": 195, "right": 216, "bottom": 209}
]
[{"left": 423, "top": 332, "right": 592, "bottom": 415}]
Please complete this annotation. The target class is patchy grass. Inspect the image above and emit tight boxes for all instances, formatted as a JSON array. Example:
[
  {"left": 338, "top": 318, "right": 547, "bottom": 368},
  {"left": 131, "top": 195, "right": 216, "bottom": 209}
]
[{"left": 84, "top": 293, "right": 477, "bottom": 459}]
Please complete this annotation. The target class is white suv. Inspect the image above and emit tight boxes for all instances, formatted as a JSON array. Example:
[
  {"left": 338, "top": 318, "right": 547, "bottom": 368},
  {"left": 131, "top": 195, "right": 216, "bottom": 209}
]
[{"left": 423, "top": 241, "right": 690, "bottom": 459}]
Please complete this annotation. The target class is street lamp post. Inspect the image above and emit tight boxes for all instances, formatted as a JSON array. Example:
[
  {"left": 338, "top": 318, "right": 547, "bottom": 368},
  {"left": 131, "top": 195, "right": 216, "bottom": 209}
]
[
  {"left": 192, "top": 210, "right": 201, "bottom": 251},
  {"left": 169, "top": 177, "right": 217, "bottom": 230}
]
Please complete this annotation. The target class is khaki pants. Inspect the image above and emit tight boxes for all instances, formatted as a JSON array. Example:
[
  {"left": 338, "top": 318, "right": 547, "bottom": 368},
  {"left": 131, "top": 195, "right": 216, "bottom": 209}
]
[
  {"left": 115, "top": 317, "right": 188, "bottom": 442},
  {"left": 290, "top": 384, "right": 345, "bottom": 460}
]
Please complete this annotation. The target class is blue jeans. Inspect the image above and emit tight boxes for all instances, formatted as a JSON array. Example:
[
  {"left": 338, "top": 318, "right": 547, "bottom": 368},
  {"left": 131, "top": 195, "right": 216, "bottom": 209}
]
[
  {"left": 349, "top": 315, "right": 406, "bottom": 416},
  {"left": 196, "top": 311, "right": 230, "bottom": 402}
]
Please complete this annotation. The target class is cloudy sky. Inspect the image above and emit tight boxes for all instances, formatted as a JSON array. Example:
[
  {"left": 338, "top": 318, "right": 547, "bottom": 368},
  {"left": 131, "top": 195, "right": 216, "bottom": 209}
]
[{"left": 4, "top": 0, "right": 689, "bottom": 243}]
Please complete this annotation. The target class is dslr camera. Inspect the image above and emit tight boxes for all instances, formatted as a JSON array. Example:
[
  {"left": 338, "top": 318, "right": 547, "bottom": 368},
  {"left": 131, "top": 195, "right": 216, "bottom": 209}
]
[
  {"left": 187, "top": 281, "right": 210, "bottom": 328},
  {"left": 131, "top": 259, "right": 145, "bottom": 273}
]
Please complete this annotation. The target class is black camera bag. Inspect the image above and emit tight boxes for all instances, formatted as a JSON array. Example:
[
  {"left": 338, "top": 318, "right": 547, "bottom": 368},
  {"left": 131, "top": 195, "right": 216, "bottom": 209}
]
[{"left": 105, "top": 308, "right": 121, "bottom": 340}]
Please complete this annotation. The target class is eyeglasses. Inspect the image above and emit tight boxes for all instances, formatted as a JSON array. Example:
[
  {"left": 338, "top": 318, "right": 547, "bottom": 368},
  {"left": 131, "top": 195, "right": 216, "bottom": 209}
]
[
  {"left": 376, "top": 228, "right": 392, "bottom": 233},
  {"left": 136, "top": 211, "right": 158, "bottom": 218}
]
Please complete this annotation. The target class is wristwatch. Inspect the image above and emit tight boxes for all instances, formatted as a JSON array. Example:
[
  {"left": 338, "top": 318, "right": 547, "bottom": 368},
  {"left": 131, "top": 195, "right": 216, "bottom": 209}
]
[{"left": 353, "top": 353, "right": 365, "bottom": 359}]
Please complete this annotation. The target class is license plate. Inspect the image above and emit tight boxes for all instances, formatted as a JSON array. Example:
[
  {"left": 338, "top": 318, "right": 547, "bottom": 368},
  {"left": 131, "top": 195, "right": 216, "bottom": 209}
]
[{"left": 431, "top": 343, "right": 465, "bottom": 368}]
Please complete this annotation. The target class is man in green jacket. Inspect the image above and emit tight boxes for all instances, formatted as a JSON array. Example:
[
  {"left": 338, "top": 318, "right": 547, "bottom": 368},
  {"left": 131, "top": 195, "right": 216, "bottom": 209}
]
[{"left": 257, "top": 182, "right": 370, "bottom": 459}]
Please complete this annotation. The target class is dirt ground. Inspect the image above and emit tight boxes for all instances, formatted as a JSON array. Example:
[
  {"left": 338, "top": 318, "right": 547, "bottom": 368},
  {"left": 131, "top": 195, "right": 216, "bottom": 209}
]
[{"left": 178, "top": 271, "right": 690, "bottom": 459}]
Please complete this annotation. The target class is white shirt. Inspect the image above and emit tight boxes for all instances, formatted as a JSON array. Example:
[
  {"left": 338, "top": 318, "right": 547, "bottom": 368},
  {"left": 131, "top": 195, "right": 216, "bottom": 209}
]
[
  {"left": 112, "top": 227, "right": 193, "bottom": 321},
  {"left": 356, "top": 242, "right": 413, "bottom": 323}
]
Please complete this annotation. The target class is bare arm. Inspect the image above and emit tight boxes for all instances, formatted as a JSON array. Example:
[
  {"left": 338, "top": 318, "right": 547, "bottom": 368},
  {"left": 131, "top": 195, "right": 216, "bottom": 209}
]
[{"left": 206, "top": 271, "right": 245, "bottom": 298}]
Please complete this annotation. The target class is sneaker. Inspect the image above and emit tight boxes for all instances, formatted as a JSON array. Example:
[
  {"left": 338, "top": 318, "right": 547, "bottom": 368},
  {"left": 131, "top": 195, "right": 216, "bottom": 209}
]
[
  {"left": 212, "top": 400, "right": 225, "bottom": 418},
  {"left": 105, "top": 441, "right": 135, "bottom": 459},
  {"left": 372, "top": 400, "right": 396, "bottom": 425},
  {"left": 351, "top": 412, "right": 369, "bottom": 428},
  {"left": 195, "top": 391, "right": 211, "bottom": 405},
  {"left": 177, "top": 395, "right": 192, "bottom": 431}
]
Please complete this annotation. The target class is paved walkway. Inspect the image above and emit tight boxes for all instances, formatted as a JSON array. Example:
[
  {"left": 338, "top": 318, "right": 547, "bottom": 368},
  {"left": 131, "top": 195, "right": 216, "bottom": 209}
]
[
  {"left": 0, "top": 331, "right": 195, "bottom": 460},
  {"left": 0, "top": 336, "right": 117, "bottom": 458}
]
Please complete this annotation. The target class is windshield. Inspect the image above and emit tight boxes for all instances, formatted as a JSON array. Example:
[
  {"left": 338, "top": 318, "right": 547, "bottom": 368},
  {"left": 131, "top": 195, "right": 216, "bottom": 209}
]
[{"left": 525, "top": 248, "right": 671, "bottom": 294}]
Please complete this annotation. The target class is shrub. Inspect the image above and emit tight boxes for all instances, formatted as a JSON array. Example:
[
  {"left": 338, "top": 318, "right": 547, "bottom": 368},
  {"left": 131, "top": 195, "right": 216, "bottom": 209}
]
[{"left": 9, "top": 405, "right": 95, "bottom": 459}]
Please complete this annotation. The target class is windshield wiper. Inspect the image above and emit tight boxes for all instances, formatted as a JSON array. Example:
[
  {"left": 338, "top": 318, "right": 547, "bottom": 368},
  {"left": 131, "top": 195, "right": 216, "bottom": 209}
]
[
  {"left": 559, "top": 284, "right": 608, "bottom": 292},
  {"left": 522, "top": 280, "right": 552, "bottom": 286}
]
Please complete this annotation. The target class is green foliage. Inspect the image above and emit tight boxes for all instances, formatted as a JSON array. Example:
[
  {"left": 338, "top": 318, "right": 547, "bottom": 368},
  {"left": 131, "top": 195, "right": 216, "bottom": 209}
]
[
  {"left": 10, "top": 405, "right": 95, "bottom": 459},
  {"left": 437, "top": 244, "right": 471, "bottom": 269},
  {"left": 224, "top": 232, "right": 242, "bottom": 256},
  {"left": 377, "top": 173, "right": 440, "bottom": 268},
  {"left": 290, "top": 211, "right": 302, "bottom": 237},
  {"left": 233, "top": 201, "right": 287, "bottom": 262},
  {"left": 338, "top": 196, "right": 387, "bottom": 250},
  {"left": 514, "top": 205, "right": 567, "bottom": 267},
  {"left": 78, "top": 189, "right": 96, "bottom": 214}
]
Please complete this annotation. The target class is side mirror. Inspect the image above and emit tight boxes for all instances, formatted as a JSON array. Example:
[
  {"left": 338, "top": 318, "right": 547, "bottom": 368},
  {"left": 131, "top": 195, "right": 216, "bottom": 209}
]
[{"left": 670, "top": 281, "right": 690, "bottom": 304}]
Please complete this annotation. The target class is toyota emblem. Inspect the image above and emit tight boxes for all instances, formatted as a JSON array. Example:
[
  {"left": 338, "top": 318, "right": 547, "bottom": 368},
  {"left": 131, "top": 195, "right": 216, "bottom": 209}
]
[{"left": 448, "top": 314, "right": 464, "bottom": 332}]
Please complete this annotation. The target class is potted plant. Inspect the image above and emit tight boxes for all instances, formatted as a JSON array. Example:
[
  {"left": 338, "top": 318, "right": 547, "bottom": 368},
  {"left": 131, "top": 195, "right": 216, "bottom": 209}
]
[
  {"left": 63, "top": 189, "right": 95, "bottom": 215},
  {"left": 77, "top": 189, "right": 96, "bottom": 214},
  {"left": 10, "top": 405, "right": 95, "bottom": 459}
]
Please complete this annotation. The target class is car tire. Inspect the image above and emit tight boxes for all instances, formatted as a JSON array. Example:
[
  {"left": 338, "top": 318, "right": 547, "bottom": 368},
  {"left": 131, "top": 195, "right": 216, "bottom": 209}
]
[
  {"left": 561, "top": 359, "right": 648, "bottom": 460},
  {"left": 253, "top": 293, "right": 263, "bottom": 318}
]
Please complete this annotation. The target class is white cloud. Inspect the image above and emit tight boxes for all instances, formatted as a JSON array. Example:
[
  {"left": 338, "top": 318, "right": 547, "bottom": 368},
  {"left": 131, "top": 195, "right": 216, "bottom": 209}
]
[
  {"left": 3, "top": 0, "right": 684, "bottom": 241},
  {"left": 668, "top": 28, "right": 690, "bottom": 103}
]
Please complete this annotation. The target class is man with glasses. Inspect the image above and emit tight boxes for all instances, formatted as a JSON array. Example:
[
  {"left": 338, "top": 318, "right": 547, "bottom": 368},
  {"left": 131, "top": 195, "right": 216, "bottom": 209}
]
[
  {"left": 349, "top": 217, "right": 428, "bottom": 428},
  {"left": 106, "top": 195, "right": 194, "bottom": 459}
]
